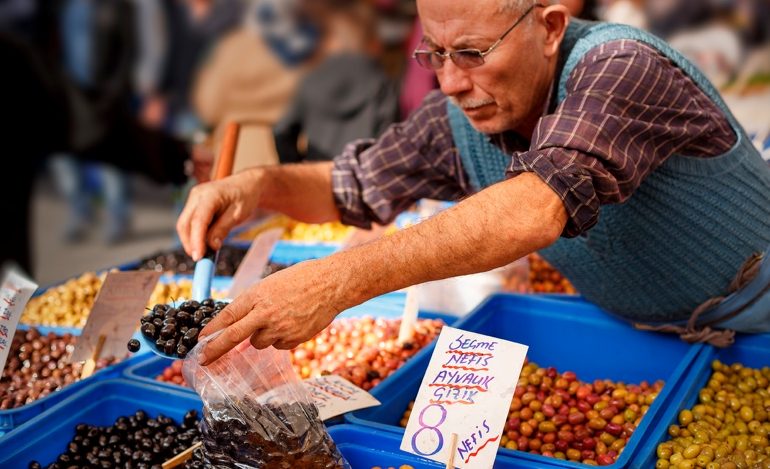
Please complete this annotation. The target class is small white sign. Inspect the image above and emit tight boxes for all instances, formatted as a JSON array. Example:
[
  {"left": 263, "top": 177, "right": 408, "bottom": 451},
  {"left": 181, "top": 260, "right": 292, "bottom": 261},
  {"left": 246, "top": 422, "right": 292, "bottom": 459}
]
[
  {"left": 71, "top": 271, "right": 161, "bottom": 362},
  {"left": 303, "top": 375, "right": 381, "bottom": 421},
  {"left": 400, "top": 326, "right": 528, "bottom": 468},
  {"left": 0, "top": 267, "right": 38, "bottom": 374},
  {"left": 228, "top": 228, "right": 283, "bottom": 298}
]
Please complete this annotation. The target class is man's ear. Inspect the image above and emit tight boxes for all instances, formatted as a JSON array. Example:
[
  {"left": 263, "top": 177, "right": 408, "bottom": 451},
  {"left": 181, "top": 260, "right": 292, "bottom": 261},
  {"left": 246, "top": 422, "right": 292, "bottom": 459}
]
[{"left": 541, "top": 5, "right": 570, "bottom": 58}]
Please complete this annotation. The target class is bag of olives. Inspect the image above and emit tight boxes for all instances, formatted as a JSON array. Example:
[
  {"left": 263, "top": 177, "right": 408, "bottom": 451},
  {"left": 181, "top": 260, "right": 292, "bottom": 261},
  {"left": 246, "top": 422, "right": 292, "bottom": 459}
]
[{"left": 183, "top": 332, "right": 350, "bottom": 468}]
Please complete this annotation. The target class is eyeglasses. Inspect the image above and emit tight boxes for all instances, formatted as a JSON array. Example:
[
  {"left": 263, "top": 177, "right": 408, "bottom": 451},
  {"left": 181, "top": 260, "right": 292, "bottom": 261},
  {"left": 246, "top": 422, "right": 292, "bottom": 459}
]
[{"left": 412, "top": 3, "right": 545, "bottom": 70}]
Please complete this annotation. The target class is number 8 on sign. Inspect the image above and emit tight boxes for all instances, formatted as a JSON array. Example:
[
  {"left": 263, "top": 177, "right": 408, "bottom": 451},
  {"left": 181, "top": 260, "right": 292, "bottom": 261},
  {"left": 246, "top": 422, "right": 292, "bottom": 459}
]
[{"left": 411, "top": 403, "right": 447, "bottom": 456}]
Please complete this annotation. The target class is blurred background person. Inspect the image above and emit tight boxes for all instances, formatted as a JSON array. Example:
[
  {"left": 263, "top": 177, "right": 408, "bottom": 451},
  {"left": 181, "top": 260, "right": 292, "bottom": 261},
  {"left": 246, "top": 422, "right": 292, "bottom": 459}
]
[
  {"left": 44, "top": 0, "right": 137, "bottom": 244},
  {"left": 0, "top": 32, "right": 67, "bottom": 275},
  {"left": 273, "top": 0, "right": 399, "bottom": 164},
  {"left": 147, "top": 0, "right": 245, "bottom": 142},
  {"left": 190, "top": 0, "right": 314, "bottom": 182}
]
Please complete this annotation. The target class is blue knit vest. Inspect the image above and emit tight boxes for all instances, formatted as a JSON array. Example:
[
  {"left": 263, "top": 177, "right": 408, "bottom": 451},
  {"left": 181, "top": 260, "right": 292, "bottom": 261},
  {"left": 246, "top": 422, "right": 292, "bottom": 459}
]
[{"left": 447, "top": 20, "right": 770, "bottom": 323}]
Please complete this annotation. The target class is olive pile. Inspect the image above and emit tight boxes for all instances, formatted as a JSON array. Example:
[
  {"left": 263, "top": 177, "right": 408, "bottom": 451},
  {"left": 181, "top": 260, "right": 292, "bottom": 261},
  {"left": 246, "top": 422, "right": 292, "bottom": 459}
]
[
  {"left": 1, "top": 328, "right": 118, "bottom": 410},
  {"left": 28, "top": 409, "right": 201, "bottom": 468},
  {"left": 199, "top": 399, "right": 347, "bottom": 468},
  {"left": 656, "top": 360, "right": 770, "bottom": 468},
  {"left": 147, "top": 279, "right": 227, "bottom": 309},
  {"left": 128, "top": 299, "right": 227, "bottom": 358},
  {"left": 157, "top": 317, "right": 444, "bottom": 390},
  {"left": 528, "top": 254, "right": 577, "bottom": 294},
  {"left": 139, "top": 249, "right": 291, "bottom": 278},
  {"left": 400, "top": 360, "right": 663, "bottom": 466},
  {"left": 21, "top": 272, "right": 103, "bottom": 327},
  {"left": 138, "top": 246, "right": 248, "bottom": 276},
  {"left": 235, "top": 218, "right": 353, "bottom": 243},
  {"left": 291, "top": 317, "right": 444, "bottom": 390}
]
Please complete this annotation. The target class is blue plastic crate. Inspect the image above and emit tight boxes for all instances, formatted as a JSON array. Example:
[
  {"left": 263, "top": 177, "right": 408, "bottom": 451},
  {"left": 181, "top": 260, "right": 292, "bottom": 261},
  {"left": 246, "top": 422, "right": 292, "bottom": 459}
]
[
  {"left": 0, "top": 338, "right": 149, "bottom": 436},
  {"left": 225, "top": 238, "right": 340, "bottom": 264},
  {"left": 0, "top": 379, "right": 202, "bottom": 467},
  {"left": 631, "top": 333, "right": 770, "bottom": 468},
  {"left": 346, "top": 293, "right": 704, "bottom": 468},
  {"left": 330, "top": 424, "right": 532, "bottom": 468}
]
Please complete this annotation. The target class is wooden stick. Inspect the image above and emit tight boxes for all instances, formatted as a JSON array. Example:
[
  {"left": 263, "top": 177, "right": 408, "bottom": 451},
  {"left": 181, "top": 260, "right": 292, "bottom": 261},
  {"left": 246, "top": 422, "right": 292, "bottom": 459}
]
[
  {"left": 446, "top": 432, "right": 458, "bottom": 469},
  {"left": 214, "top": 122, "right": 239, "bottom": 180},
  {"left": 80, "top": 334, "right": 105, "bottom": 379},
  {"left": 163, "top": 441, "right": 203, "bottom": 469}
]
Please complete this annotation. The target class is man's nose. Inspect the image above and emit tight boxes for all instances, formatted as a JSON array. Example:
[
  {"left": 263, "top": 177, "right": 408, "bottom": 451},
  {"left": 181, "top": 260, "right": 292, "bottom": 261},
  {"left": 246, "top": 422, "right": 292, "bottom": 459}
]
[{"left": 437, "top": 58, "right": 473, "bottom": 97}]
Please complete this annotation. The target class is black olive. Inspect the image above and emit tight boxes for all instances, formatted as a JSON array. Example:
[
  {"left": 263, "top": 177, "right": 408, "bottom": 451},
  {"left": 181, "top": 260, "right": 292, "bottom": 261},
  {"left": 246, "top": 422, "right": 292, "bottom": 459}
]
[
  {"left": 160, "top": 324, "right": 176, "bottom": 340},
  {"left": 175, "top": 311, "right": 191, "bottom": 326},
  {"left": 163, "top": 340, "right": 175, "bottom": 355},
  {"left": 140, "top": 323, "right": 156, "bottom": 340},
  {"left": 127, "top": 339, "right": 141, "bottom": 353},
  {"left": 176, "top": 344, "right": 188, "bottom": 359}
]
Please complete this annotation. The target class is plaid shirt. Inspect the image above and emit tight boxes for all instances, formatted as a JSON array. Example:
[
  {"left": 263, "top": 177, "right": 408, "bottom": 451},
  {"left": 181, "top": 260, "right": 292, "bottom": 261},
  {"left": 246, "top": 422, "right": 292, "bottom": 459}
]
[{"left": 332, "top": 39, "right": 736, "bottom": 236}]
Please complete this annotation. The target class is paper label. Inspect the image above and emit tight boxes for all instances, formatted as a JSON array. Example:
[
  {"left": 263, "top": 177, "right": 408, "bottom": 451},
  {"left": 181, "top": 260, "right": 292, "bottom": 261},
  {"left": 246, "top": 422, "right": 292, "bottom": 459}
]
[
  {"left": 398, "top": 286, "right": 420, "bottom": 343},
  {"left": 303, "top": 375, "right": 381, "bottom": 420},
  {"left": 228, "top": 228, "right": 283, "bottom": 297},
  {"left": 0, "top": 268, "right": 38, "bottom": 374},
  {"left": 70, "top": 271, "right": 161, "bottom": 362},
  {"left": 400, "top": 326, "right": 528, "bottom": 468}
]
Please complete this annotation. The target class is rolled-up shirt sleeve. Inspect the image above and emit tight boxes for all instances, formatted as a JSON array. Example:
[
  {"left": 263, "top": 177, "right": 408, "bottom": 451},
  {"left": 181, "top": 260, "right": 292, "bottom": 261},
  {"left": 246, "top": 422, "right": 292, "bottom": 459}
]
[
  {"left": 332, "top": 90, "right": 471, "bottom": 228},
  {"left": 506, "top": 39, "right": 736, "bottom": 237}
]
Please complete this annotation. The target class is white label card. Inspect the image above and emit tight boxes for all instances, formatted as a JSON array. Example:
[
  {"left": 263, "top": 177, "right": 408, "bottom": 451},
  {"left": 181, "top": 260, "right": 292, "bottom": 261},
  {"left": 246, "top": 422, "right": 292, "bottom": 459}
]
[
  {"left": 228, "top": 228, "right": 283, "bottom": 298},
  {"left": 0, "top": 268, "right": 38, "bottom": 374},
  {"left": 400, "top": 326, "right": 528, "bottom": 468},
  {"left": 303, "top": 375, "right": 381, "bottom": 420},
  {"left": 70, "top": 271, "right": 161, "bottom": 362}
]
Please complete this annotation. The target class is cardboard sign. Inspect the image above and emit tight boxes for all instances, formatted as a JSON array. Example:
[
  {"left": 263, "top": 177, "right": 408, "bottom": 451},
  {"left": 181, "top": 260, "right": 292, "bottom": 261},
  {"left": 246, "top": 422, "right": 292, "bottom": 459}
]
[
  {"left": 0, "top": 268, "right": 38, "bottom": 374},
  {"left": 401, "top": 326, "right": 528, "bottom": 468},
  {"left": 228, "top": 228, "right": 283, "bottom": 297},
  {"left": 70, "top": 271, "right": 161, "bottom": 362},
  {"left": 303, "top": 375, "right": 381, "bottom": 420}
]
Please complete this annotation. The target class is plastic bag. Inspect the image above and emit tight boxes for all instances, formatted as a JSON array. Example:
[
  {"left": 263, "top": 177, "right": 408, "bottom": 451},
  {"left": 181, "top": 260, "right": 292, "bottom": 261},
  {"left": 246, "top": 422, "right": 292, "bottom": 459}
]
[{"left": 183, "top": 332, "right": 350, "bottom": 468}]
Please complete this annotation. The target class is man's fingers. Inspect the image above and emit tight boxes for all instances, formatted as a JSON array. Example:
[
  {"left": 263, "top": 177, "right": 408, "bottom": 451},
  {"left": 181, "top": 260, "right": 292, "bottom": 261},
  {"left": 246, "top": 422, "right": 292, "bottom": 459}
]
[
  {"left": 206, "top": 204, "right": 244, "bottom": 251},
  {"left": 188, "top": 202, "right": 216, "bottom": 261},
  {"left": 199, "top": 298, "right": 251, "bottom": 339},
  {"left": 201, "top": 313, "right": 264, "bottom": 365},
  {"left": 273, "top": 338, "right": 300, "bottom": 350},
  {"left": 250, "top": 330, "right": 276, "bottom": 350},
  {"left": 176, "top": 196, "right": 195, "bottom": 258}
]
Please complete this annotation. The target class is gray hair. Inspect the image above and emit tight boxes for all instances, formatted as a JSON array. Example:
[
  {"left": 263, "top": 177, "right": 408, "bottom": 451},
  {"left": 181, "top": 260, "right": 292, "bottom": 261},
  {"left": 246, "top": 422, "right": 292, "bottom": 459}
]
[{"left": 496, "top": 0, "right": 554, "bottom": 14}]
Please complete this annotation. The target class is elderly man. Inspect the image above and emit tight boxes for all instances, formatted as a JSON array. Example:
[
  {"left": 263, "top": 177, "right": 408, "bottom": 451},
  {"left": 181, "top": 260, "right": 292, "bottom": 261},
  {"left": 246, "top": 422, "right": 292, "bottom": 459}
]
[{"left": 177, "top": 0, "right": 770, "bottom": 364}]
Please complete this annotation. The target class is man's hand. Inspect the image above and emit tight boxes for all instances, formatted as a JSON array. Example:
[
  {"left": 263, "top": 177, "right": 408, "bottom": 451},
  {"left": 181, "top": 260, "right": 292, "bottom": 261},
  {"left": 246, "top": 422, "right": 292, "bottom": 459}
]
[
  {"left": 198, "top": 259, "right": 343, "bottom": 365},
  {"left": 176, "top": 168, "right": 263, "bottom": 260},
  {"left": 190, "top": 143, "right": 214, "bottom": 183}
]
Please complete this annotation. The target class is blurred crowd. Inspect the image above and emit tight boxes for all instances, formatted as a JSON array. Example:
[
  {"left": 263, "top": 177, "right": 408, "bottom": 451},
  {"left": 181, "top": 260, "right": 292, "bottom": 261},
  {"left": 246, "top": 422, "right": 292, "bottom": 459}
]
[{"left": 1, "top": 0, "right": 767, "bottom": 276}]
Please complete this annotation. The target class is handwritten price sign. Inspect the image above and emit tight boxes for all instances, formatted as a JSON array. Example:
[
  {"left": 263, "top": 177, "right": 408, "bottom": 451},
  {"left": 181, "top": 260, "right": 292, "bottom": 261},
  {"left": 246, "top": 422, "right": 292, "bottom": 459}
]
[
  {"left": 303, "top": 375, "right": 380, "bottom": 420},
  {"left": 400, "top": 326, "right": 527, "bottom": 468},
  {"left": 0, "top": 268, "right": 38, "bottom": 374}
]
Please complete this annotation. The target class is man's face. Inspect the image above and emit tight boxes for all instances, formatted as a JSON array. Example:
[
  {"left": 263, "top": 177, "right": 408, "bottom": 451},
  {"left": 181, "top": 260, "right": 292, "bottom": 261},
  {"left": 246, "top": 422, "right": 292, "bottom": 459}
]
[{"left": 417, "top": 0, "right": 553, "bottom": 135}]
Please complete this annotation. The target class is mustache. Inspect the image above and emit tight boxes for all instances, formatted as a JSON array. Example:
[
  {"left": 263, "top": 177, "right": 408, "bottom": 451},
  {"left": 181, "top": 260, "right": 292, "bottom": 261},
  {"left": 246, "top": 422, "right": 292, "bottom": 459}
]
[{"left": 449, "top": 96, "right": 495, "bottom": 109}]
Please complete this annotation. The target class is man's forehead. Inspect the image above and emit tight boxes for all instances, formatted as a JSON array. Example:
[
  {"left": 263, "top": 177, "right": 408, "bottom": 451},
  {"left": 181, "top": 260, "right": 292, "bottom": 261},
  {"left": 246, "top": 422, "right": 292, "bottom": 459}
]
[{"left": 417, "top": 0, "right": 510, "bottom": 46}]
